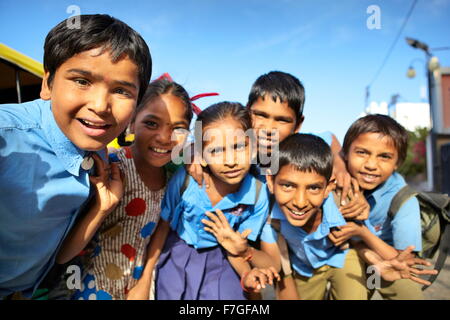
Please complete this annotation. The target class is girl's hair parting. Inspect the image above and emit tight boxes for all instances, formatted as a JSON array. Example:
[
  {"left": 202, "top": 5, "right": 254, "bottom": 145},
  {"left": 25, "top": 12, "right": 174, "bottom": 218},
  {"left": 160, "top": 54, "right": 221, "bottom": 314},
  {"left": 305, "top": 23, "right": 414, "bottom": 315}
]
[
  {"left": 342, "top": 114, "right": 408, "bottom": 165},
  {"left": 195, "top": 101, "right": 252, "bottom": 136}
]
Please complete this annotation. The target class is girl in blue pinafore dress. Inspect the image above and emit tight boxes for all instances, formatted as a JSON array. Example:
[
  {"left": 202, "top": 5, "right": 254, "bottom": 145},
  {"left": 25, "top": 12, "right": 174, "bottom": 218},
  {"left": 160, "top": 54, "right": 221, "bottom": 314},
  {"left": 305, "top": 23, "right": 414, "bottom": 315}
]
[{"left": 141, "top": 102, "right": 271, "bottom": 300}]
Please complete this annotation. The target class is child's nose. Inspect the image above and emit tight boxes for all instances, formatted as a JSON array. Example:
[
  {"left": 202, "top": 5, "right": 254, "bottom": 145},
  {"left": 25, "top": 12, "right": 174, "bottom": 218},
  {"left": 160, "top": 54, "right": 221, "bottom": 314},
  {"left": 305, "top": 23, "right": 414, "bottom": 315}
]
[
  {"left": 88, "top": 88, "right": 110, "bottom": 114},
  {"left": 292, "top": 190, "right": 308, "bottom": 209},
  {"left": 364, "top": 156, "right": 378, "bottom": 170}
]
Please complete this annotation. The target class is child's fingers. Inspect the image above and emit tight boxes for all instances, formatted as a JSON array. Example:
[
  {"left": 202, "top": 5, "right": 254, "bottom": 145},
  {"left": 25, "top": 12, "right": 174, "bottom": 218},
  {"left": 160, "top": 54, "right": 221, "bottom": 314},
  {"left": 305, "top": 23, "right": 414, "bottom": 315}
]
[
  {"left": 110, "top": 162, "right": 122, "bottom": 182},
  {"left": 91, "top": 153, "right": 107, "bottom": 178},
  {"left": 411, "top": 258, "right": 432, "bottom": 267},
  {"left": 215, "top": 209, "right": 230, "bottom": 227},
  {"left": 337, "top": 173, "right": 352, "bottom": 205},
  {"left": 409, "top": 267, "right": 438, "bottom": 275},
  {"left": 409, "top": 275, "right": 431, "bottom": 286},
  {"left": 351, "top": 178, "right": 360, "bottom": 195},
  {"left": 268, "top": 267, "right": 281, "bottom": 281},
  {"left": 205, "top": 211, "right": 223, "bottom": 228},
  {"left": 201, "top": 218, "right": 219, "bottom": 232},
  {"left": 203, "top": 226, "right": 217, "bottom": 238},
  {"left": 397, "top": 246, "right": 415, "bottom": 262},
  {"left": 240, "top": 229, "right": 252, "bottom": 240}
]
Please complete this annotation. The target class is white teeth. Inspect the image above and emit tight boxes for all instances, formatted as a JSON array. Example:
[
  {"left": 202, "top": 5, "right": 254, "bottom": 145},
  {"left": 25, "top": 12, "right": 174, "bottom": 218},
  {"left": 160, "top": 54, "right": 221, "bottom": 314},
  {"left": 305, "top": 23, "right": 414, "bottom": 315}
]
[
  {"left": 152, "top": 147, "right": 170, "bottom": 154},
  {"left": 291, "top": 210, "right": 306, "bottom": 216},
  {"left": 82, "top": 119, "right": 107, "bottom": 127}
]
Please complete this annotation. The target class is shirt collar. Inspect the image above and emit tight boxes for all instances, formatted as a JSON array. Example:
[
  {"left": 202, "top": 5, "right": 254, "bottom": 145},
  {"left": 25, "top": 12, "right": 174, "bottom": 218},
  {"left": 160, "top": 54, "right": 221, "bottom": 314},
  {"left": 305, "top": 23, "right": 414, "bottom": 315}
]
[
  {"left": 212, "top": 173, "right": 257, "bottom": 211},
  {"left": 40, "top": 99, "right": 87, "bottom": 176},
  {"left": 272, "top": 194, "right": 346, "bottom": 240},
  {"left": 365, "top": 172, "right": 403, "bottom": 204}
]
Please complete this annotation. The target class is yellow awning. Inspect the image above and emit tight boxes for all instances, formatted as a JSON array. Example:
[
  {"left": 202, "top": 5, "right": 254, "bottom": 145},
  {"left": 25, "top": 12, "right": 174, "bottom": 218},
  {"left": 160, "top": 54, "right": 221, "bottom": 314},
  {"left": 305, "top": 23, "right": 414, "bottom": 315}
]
[{"left": 0, "top": 43, "right": 43, "bottom": 78}]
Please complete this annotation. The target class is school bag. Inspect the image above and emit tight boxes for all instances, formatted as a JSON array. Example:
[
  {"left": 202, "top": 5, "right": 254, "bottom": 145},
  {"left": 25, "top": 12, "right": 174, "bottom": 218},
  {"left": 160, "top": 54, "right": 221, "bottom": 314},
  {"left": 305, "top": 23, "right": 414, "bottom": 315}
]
[{"left": 388, "top": 185, "right": 450, "bottom": 290}]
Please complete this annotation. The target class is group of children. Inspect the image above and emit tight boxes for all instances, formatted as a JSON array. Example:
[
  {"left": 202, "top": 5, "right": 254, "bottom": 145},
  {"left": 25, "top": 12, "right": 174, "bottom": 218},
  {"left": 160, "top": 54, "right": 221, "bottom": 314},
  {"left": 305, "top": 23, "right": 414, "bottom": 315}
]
[{"left": 0, "top": 14, "right": 437, "bottom": 300}]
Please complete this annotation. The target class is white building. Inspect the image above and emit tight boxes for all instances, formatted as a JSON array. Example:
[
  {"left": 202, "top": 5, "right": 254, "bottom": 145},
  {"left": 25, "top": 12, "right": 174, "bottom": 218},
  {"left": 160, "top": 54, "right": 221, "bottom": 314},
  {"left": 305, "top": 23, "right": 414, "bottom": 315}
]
[{"left": 363, "top": 101, "right": 431, "bottom": 131}]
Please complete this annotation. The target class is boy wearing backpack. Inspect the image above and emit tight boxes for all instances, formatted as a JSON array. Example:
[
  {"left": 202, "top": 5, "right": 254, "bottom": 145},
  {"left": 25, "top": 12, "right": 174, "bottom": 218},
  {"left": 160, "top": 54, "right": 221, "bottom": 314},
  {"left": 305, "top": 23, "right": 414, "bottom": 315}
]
[{"left": 328, "top": 114, "right": 424, "bottom": 299}]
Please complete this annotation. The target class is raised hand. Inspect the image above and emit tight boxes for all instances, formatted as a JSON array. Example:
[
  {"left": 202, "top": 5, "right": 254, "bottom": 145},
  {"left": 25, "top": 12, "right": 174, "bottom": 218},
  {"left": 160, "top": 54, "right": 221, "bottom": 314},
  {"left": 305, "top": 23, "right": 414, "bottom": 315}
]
[
  {"left": 89, "top": 152, "right": 124, "bottom": 215},
  {"left": 202, "top": 209, "right": 252, "bottom": 257}
]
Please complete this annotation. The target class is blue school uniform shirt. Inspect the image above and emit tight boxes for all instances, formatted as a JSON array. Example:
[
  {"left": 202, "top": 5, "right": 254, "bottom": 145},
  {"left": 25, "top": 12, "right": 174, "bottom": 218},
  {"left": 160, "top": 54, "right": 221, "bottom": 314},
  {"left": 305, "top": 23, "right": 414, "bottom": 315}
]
[
  {"left": 0, "top": 99, "right": 100, "bottom": 298},
  {"left": 160, "top": 167, "right": 270, "bottom": 249},
  {"left": 261, "top": 195, "right": 348, "bottom": 277},
  {"left": 366, "top": 172, "right": 422, "bottom": 252}
]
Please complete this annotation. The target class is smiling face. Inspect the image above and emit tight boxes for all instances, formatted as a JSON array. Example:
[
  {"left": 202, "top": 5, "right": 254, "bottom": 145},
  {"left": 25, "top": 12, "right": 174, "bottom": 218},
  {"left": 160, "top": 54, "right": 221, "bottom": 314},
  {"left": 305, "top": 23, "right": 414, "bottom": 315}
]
[
  {"left": 267, "top": 164, "right": 331, "bottom": 230},
  {"left": 130, "top": 93, "right": 190, "bottom": 168},
  {"left": 202, "top": 117, "right": 253, "bottom": 187},
  {"left": 346, "top": 132, "right": 399, "bottom": 191},
  {"left": 40, "top": 48, "right": 140, "bottom": 151},
  {"left": 249, "top": 95, "right": 303, "bottom": 156}
]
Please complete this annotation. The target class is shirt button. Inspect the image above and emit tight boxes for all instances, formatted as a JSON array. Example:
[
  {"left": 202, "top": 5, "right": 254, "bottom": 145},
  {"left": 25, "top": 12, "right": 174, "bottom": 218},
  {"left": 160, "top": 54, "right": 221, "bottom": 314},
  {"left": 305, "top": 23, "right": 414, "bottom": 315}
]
[{"left": 81, "top": 156, "right": 94, "bottom": 170}]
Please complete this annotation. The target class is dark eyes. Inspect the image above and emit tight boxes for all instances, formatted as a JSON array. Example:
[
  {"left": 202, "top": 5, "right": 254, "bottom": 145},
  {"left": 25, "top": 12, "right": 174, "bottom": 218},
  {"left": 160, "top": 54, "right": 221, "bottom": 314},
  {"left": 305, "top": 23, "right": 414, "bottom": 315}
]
[{"left": 74, "top": 78, "right": 90, "bottom": 86}]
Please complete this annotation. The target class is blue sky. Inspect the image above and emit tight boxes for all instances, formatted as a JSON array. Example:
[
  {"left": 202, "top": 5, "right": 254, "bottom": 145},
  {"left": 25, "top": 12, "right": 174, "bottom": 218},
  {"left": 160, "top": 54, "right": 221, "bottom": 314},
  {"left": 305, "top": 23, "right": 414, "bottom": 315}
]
[{"left": 1, "top": 0, "right": 449, "bottom": 141}]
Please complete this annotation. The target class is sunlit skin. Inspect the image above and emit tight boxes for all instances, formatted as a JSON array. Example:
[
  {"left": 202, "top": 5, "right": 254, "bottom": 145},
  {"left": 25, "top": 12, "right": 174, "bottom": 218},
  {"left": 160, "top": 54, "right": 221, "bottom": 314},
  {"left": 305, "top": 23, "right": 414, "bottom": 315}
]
[
  {"left": 267, "top": 165, "right": 333, "bottom": 233},
  {"left": 345, "top": 132, "right": 399, "bottom": 191},
  {"left": 40, "top": 47, "right": 140, "bottom": 151},
  {"left": 249, "top": 95, "right": 303, "bottom": 156},
  {"left": 202, "top": 118, "right": 254, "bottom": 196},
  {"left": 130, "top": 93, "right": 190, "bottom": 190}
]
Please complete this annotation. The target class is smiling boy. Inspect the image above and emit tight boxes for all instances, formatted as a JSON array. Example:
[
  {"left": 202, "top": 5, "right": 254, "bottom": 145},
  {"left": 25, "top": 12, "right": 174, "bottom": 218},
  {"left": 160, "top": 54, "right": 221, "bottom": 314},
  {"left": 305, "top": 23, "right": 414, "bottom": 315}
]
[
  {"left": 264, "top": 133, "right": 368, "bottom": 300},
  {"left": 331, "top": 114, "right": 424, "bottom": 299},
  {"left": 0, "top": 14, "right": 151, "bottom": 299}
]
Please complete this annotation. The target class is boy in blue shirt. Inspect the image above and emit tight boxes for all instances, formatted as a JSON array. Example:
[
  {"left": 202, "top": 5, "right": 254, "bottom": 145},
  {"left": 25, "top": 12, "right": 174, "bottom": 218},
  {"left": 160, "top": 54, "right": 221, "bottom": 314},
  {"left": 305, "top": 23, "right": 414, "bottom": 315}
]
[
  {"left": 264, "top": 133, "right": 368, "bottom": 299},
  {"left": 0, "top": 14, "right": 151, "bottom": 299},
  {"left": 328, "top": 114, "right": 425, "bottom": 299}
]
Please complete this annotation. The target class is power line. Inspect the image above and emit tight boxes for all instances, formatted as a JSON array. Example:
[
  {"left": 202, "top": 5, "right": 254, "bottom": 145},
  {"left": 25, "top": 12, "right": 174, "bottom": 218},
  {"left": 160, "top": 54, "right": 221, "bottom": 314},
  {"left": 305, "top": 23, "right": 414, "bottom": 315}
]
[{"left": 366, "top": 0, "right": 418, "bottom": 107}]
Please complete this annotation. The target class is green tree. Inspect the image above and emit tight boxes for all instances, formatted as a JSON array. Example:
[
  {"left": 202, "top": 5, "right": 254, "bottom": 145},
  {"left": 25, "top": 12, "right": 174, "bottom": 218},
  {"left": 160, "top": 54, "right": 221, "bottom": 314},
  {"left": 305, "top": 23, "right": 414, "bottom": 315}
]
[{"left": 398, "top": 127, "right": 429, "bottom": 178}]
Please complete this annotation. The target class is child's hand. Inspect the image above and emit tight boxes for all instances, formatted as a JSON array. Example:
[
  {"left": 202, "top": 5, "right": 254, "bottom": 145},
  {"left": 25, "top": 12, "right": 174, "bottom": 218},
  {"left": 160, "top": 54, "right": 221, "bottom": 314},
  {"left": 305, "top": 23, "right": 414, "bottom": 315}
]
[
  {"left": 328, "top": 221, "right": 363, "bottom": 247},
  {"left": 338, "top": 178, "right": 370, "bottom": 220},
  {"left": 202, "top": 209, "right": 252, "bottom": 257},
  {"left": 90, "top": 152, "right": 124, "bottom": 215},
  {"left": 185, "top": 143, "right": 211, "bottom": 188},
  {"left": 241, "top": 267, "right": 281, "bottom": 293},
  {"left": 369, "top": 246, "right": 438, "bottom": 285},
  {"left": 331, "top": 153, "right": 352, "bottom": 206}
]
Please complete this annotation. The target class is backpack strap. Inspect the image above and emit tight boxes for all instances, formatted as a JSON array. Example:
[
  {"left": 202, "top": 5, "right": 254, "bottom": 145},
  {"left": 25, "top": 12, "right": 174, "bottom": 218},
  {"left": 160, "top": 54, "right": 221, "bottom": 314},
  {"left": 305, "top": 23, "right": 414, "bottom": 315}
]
[
  {"left": 422, "top": 223, "right": 450, "bottom": 290},
  {"left": 388, "top": 185, "right": 419, "bottom": 220},
  {"left": 268, "top": 217, "right": 292, "bottom": 277},
  {"left": 179, "top": 171, "right": 191, "bottom": 197}
]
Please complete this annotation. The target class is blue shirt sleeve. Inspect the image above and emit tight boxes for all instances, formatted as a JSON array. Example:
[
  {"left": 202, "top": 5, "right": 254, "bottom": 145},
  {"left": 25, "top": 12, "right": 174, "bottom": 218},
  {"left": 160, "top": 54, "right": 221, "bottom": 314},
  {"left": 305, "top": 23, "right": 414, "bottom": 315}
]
[
  {"left": 391, "top": 196, "right": 422, "bottom": 251},
  {"left": 260, "top": 221, "right": 278, "bottom": 243},
  {"left": 160, "top": 167, "right": 187, "bottom": 230},
  {"left": 237, "top": 183, "right": 271, "bottom": 242}
]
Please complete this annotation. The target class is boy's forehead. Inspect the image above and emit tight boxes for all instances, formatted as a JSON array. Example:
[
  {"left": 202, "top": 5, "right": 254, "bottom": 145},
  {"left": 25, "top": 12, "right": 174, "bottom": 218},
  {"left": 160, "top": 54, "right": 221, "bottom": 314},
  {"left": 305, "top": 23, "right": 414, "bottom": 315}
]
[
  {"left": 275, "top": 164, "right": 327, "bottom": 183},
  {"left": 250, "top": 95, "right": 295, "bottom": 117},
  {"left": 353, "top": 132, "right": 398, "bottom": 152}
]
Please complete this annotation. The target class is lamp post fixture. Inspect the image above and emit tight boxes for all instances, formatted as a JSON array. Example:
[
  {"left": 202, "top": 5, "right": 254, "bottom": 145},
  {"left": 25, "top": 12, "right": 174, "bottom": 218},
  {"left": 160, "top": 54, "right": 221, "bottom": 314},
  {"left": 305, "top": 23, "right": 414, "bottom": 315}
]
[{"left": 405, "top": 37, "right": 440, "bottom": 191}]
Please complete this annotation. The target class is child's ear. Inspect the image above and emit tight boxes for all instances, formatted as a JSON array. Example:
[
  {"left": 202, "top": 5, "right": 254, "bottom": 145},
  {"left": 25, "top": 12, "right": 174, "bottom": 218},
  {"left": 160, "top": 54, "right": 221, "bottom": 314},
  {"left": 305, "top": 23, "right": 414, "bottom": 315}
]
[
  {"left": 294, "top": 115, "right": 305, "bottom": 133},
  {"left": 266, "top": 173, "right": 275, "bottom": 194},
  {"left": 40, "top": 71, "right": 52, "bottom": 101},
  {"left": 200, "top": 158, "right": 208, "bottom": 168}
]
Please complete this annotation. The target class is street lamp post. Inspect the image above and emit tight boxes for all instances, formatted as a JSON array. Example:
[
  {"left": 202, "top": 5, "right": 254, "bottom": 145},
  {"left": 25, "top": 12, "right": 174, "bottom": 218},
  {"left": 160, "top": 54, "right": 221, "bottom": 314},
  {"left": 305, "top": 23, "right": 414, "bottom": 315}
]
[{"left": 405, "top": 37, "right": 440, "bottom": 191}]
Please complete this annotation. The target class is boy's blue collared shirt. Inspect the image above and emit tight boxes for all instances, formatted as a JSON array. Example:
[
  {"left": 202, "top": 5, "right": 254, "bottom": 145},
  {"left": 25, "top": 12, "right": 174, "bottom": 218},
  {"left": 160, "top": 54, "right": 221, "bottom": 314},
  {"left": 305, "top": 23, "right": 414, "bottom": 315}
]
[
  {"left": 0, "top": 99, "right": 99, "bottom": 298},
  {"left": 262, "top": 195, "right": 348, "bottom": 278},
  {"left": 366, "top": 172, "right": 422, "bottom": 251},
  {"left": 160, "top": 167, "right": 270, "bottom": 249}
]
